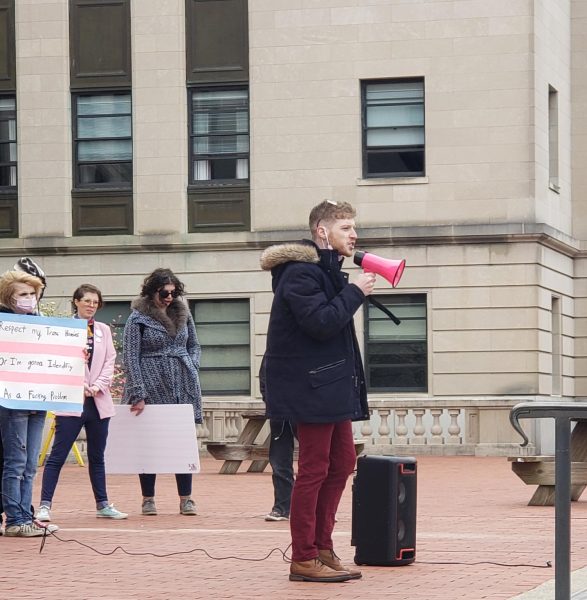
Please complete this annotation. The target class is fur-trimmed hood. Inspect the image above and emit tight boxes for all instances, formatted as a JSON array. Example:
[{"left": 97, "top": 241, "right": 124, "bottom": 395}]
[
  {"left": 131, "top": 296, "right": 189, "bottom": 337},
  {"left": 260, "top": 241, "right": 319, "bottom": 271}
]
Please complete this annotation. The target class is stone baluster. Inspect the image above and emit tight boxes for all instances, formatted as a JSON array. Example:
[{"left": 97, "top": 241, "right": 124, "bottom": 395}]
[
  {"left": 360, "top": 410, "right": 373, "bottom": 443},
  {"left": 227, "top": 412, "right": 239, "bottom": 441},
  {"left": 411, "top": 408, "right": 426, "bottom": 445},
  {"left": 377, "top": 409, "right": 391, "bottom": 445},
  {"left": 447, "top": 409, "right": 462, "bottom": 444},
  {"left": 395, "top": 409, "right": 408, "bottom": 445},
  {"left": 430, "top": 408, "right": 444, "bottom": 445}
]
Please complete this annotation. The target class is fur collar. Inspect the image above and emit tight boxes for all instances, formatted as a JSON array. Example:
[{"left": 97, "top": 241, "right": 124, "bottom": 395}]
[
  {"left": 131, "top": 296, "right": 189, "bottom": 336},
  {"left": 260, "top": 242, "right": 320, "bottom": 271}
]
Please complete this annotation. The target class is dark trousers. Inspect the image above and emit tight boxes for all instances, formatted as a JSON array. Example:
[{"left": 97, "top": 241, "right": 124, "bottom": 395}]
[
  {"left": 269, "top": 420, "right": 295, "bottom": 517},
  {"left": 290, "top": 420, "right": 356, "bottom": 562},
  {"left": 41, "top": 399, "right": 110, "bottom": 509},
  {"left": 139, "top": 473, "right": 192, "bottom": 497}
]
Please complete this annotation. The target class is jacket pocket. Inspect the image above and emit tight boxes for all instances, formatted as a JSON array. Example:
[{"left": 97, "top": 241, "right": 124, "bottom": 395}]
[{"left": 309, "top": 359, "right": 347, "bottom": 388}]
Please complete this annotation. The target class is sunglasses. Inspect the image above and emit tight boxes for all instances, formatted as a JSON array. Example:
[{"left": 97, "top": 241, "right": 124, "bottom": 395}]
[{"left": 158, "top": 289, "right": 180, "bottom": 300}]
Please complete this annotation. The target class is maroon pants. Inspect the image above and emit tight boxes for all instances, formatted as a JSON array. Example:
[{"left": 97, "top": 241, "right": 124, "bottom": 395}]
[{"left": 290, "top": 420, "right": 357, "bottom": 562}]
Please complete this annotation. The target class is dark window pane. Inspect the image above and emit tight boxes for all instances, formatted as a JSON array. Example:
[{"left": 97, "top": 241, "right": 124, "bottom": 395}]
[
  {"left": 74, "top": 92, "right": 132, "bottom": 189},
  {"left": 0, "top": 142, "right": 12, "bottom": 161},
  {"left": 78, "top": 115, "right": 132, "bottom": 138},
  {"left": 366, "top": 294, "right": 427, "bottom": 393},
  {"left": 78, "top": 94, "right": 131, "bottom": 116},
  {"left": 190, "top": 87, "right": 249, "bottom": 184},
  {"left": 192, "top": 299, "right": 250, "bottom": 395},
  {"left": 367, "top": 149, "right": 424, "bottom": 176},
  {"left": 79, "top": 162, "right": 132, "bottom": 185},
  {"left": 78, "top": 140, "right": 132, "bottom": 161},
  {"left": 363, "top": 79, "right": 425, "bottom": 178},
  {"left": 0, "top": 119, "right": 15, "bottom": 141},
  {"left": 0, "top": 165, "right": 15, "bottom": 186},
  {"left": 209, "top": 158, "right": 238, "bottom": 179}
]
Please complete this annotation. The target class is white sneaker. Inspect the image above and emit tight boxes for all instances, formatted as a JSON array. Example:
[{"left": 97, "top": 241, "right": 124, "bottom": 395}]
[
  {"left": 96, "top": 504, "right": 128, "bottom": 520},
  {"left": 36, "top": 505, "right": 51, "bottom": 522},
  {"left": 5, "top": 522, "right": 58, "bottom": 537}
]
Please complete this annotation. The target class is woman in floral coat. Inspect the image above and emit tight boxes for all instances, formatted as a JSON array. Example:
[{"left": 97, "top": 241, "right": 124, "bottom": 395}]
[{"left": 122, "top": 268, "right": 201, "bottom": 516}]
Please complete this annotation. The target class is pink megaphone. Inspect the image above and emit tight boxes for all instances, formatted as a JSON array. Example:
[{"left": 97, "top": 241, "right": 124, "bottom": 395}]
[{"left": 353, "top": 251, "right": 406, "bottom": 288}]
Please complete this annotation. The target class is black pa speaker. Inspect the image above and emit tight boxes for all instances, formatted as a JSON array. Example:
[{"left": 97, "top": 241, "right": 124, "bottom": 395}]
[{"left": 351, "top": 455, "right": 417, "bottom": 566}]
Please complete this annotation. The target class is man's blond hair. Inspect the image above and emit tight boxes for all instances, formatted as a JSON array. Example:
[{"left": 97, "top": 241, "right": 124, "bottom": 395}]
[
  {"left": 0, "top": 270, "right": 44, "bottom": 309},
  {"left": 309, "top": 200, "right": 356, "bottom": 237}
]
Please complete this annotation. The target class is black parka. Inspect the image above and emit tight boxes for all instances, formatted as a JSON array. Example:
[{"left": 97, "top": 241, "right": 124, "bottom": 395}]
[{"left": 260, "top": 240, "right": 369, "bottom": 424}]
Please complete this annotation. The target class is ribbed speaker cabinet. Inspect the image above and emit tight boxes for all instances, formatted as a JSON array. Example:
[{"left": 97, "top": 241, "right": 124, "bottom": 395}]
[{"left": 351, "top": 455, "right": 417, "bottom": 566}]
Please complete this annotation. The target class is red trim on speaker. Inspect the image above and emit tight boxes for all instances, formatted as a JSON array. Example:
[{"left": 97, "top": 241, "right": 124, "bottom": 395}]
[
  {"left": 399, "top": 463, "right": 416, "bottom": 475},
  {"left": 397, "top": 548, "right": 415, "bottom": 560}
]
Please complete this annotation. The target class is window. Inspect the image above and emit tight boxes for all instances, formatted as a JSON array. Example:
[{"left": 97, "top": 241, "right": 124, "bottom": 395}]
[
  {"left": 365, "top": 294, "right": 427, "bottom": 392},
  {"left": 192, "top": 299, "right": 250, "bottom": 395},
  {"left": 0, "top": 95, "right": 17, "bottom": 236},
  {"left": 0, "top": 97, "right": 16, "bottom": 189},
  {"left": 551, "top": 296, "right": 562, "bottom": 396},
  {"left": 185, "top": 0, "right": 250, "bottom": 232},
  {"left": 190, "top": 88, "right": 249, "bottom": 183},
  {"left": 362, "top": 79, "right": 425, "bottom": 178},
  {"left": 73, "top": 93, "right": 132, "bottom": 188},
  {"left": 548, "top": 85, "right": 559, "bottom": 192},
  {"left": 69, "top": 1, "right": 133, "bottom": 236}
]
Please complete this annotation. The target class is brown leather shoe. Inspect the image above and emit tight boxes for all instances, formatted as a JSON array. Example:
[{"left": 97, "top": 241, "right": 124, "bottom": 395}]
[
  {"left": 289, "top": 558, "right": 353, "bottom": 582},
  {"left": 318, "top": 549, "right": 362, "bottom": 579}
]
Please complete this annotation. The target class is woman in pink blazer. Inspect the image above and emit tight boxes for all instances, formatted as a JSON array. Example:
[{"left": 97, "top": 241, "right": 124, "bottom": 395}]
[{"left": 36, "top": 284, "right": 127, "bottom": 521}]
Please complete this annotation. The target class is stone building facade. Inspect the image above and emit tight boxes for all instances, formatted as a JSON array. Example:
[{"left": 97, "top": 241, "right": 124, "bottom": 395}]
[{"left": 1, "top": 0, "right": 586, "bottom": 454}]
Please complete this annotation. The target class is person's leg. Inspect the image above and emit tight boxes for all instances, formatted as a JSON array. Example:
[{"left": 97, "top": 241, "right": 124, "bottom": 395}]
[
  {"left": 139, "top": 474, "right": 157, "bottom": 514},
  {"left": 40, "top": 416, "right": 84, "bottom": 507},
  {"left": 0, "top": 408, "right": 29, "bottom": 526},
  {"left": 314, "top": 419, "right": 356, "bottom": 552},
  {"left": 175, "top": 473, "right": 192, "bottom": 497},
  {"left": 289, "top": 422, "right": 335, "bottom": 562},
  {"left": 176, "top": 473, "right": 196, "bottom": 514},
  {"left": 268, "top": 420, "right": 295, "bottom": 517},
  {"left": 20, "top": 412, "right": 46, "bottom": 521},
  {"left": 82, "top": 400, "right": 110, "bottom": 509},
  {"left": 139, "top": 473, "right": 156, "bottom": 497}
]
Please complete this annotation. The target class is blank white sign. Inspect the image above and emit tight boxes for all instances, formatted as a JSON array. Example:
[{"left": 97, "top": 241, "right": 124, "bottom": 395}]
[{"left": 105, "top": 404, "right": 200, "bottom": 474}]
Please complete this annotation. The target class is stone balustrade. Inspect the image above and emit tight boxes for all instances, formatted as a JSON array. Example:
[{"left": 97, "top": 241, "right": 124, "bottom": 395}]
[{"left": 196, "top": 396, "right": 541, "bottom": 457}]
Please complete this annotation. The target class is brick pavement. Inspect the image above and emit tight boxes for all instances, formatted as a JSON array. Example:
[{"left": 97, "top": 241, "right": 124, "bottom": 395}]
[{"left": 2, "top": 456, "right": 587, "bottom": 600}]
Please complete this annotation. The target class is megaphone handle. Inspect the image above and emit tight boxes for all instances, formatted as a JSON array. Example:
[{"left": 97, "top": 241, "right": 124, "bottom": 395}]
[{"left": 368, "top": 297, "right": 401, "bottom": 326}]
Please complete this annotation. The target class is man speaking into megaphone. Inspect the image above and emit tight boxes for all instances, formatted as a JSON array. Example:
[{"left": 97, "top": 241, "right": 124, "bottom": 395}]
[{"left": 260, "top": 199, "right": 375, "bottom": 583}]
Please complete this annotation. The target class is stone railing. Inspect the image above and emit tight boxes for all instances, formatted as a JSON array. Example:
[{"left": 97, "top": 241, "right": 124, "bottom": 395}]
[{"left": 197, "top": 396, "right": 542, "bottom": 457}]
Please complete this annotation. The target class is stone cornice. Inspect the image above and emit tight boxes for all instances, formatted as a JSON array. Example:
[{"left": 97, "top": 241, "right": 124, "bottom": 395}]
[{"left": 0, "top": 222, "right": 583, "bottom": 258}]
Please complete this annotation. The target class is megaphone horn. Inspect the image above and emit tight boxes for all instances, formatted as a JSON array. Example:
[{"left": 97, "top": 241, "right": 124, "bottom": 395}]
[{"left": 353, "top": 251, "right": 406, "bottom": 288}]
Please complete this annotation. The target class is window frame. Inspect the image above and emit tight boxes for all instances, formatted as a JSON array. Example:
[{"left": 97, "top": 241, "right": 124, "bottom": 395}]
[
  {"left": 0, "top": 94, "right": 17, "bottom": 192},
  {"left": 71, "top": 90, "right": 133, "bottom": 191},
  {"left": 188, "top": 84, "right": 250, "bottom": 188},
  {"left": 364, "top": 293, "right": 428, "bottom": 394},
  {"left": 191, "top": 298, "right": 251, "bottom": 396},
  {"left": 361, "top": 78, "right": 426, "bottom": 179}
]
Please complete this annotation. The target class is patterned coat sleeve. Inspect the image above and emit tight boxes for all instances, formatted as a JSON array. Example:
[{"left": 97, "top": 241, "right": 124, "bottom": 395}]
[
  {"left": 122, "top": 312, "right": 146, "bottom": 404},
  {"left": 186, "top": 312, "right": 201, "bottom": 370}
]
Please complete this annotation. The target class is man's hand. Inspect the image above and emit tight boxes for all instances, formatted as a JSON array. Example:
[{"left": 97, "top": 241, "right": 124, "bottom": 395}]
[
  {"left": 130, "top": 399, "right": 146, "bottom": 416},
  {"left": 353, "top": 272, "right": 376, "bottom": 296}
]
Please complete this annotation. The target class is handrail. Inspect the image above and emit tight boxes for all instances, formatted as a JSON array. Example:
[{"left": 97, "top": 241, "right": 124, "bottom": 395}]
[{"left": 510, "top": 401, "right": 587, "bottom": 600}]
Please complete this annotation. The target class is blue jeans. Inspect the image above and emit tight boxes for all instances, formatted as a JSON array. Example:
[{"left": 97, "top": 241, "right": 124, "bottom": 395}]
[
  {"left": 41, "top": 398, "right": 110, "bottom": 509},
  {"left": 0, "top": 408, "right": 46, "bottom": 527},
  {"left": 269, "top": 420, "right": 296, "bottom": 517}
]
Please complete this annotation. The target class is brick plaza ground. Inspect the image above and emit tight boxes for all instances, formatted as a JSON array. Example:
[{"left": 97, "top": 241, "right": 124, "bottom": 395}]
[{"left": 2, "top": 456, "right": 587, "bottom": 600}]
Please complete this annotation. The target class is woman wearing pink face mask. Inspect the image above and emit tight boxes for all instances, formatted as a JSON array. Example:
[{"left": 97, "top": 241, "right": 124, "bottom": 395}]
[{"left": 0, "top": 270, "right": 58, "bottom": 537}]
